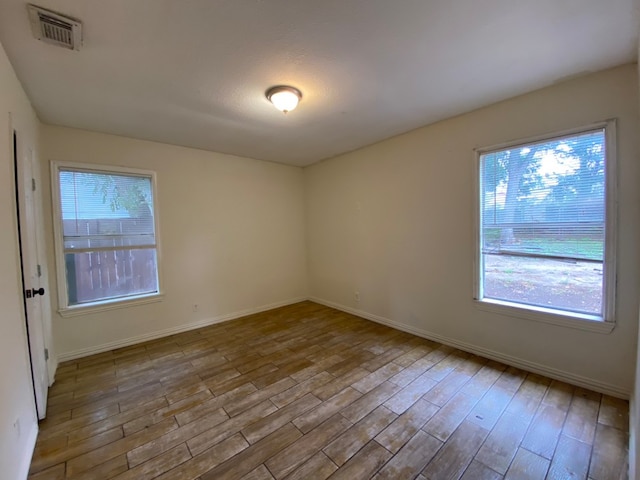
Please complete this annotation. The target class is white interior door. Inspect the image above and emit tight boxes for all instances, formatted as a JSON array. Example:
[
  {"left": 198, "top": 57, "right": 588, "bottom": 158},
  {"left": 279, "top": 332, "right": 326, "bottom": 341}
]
[{"left": 13, "top": 127, "right": 49, "bottom": 419}]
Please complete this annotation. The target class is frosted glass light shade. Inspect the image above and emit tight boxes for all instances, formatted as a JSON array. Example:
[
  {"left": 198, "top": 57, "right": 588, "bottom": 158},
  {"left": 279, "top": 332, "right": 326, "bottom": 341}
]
[{"left": 266, "top": 86, "right": 302, "bottom": 113}]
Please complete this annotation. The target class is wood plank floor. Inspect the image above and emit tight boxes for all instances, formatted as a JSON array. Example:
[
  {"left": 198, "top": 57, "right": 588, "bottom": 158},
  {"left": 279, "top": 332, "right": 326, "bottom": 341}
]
[{"left": 29, "top": 301, "right": 629, "bottom": 480}]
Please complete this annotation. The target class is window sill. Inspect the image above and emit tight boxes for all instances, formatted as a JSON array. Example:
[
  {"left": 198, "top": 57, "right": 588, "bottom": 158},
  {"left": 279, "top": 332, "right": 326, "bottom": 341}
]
[
  {"left": 58, "top": 293, "right": 164, "bottom": 318},
  {"left": 474, "top": 298, "right": 615, "bottom": 334}
]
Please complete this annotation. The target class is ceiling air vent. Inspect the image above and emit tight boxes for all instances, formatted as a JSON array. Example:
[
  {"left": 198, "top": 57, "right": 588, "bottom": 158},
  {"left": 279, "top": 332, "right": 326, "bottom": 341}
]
[{"left": 28, "top": 4, "right": 82, "bottom": 51}]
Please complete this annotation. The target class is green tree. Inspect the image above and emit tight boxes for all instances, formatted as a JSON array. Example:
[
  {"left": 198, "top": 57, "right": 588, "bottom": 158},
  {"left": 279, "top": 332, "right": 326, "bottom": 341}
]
[
  {"left": 547, "top": 134, "right": 604, "bottom": 209},
  {"left": 93, "top": 174, "right": 153, "bottom": 219},
  {"left": 483, "top": 147, "right": 544, "bottom": 244}
]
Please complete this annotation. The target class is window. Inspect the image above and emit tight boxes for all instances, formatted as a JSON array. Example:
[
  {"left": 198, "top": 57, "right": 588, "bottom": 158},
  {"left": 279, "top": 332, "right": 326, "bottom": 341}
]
[
  {"left": 474, "top": 122, "right": 616, "bottom": 329},
  {"left": 51, "top": 162, "right": 162, "bottom": 314}
]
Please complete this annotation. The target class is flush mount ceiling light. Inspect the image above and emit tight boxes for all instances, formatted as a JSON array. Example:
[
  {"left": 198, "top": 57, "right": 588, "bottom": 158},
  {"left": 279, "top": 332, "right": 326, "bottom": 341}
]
[{"left": 266, "top": 86, "right": 302, "bottom": 113}]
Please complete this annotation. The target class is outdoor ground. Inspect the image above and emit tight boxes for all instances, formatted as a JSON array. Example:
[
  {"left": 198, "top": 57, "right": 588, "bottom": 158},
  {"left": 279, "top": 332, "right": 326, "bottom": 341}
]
[{"left": 483, "top": 254, "right": 603, "bottom": 315}]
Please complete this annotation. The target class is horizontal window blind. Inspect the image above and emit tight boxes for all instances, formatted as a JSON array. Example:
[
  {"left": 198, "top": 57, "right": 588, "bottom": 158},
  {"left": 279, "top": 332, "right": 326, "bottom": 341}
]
[
  {"left": 59, "top": 170, "right": 156, "bottom": 249},
  {"left": 480, "top": 129, "right": 605, "bottom": 262},
  {"left": 57, "top": 168, "right": 159, "bottom": 306}
]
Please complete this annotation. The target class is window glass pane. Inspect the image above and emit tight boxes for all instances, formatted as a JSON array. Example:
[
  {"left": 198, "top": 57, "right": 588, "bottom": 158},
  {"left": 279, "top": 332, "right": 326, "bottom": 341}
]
[
  {"left": 56, "top": 165, "right": 160, "bottom": 308},
  {"left": 483, "top": 254, "right": 602, "bottom": 315},
  {"left": 65, "top": 249, "right": 158, "bottom": 306},
  {"left": 59, "top": 170, "right": 154, "bottom": 237},
  {"left": 479, "top": 128, "right": 606, "bottom": 317}
]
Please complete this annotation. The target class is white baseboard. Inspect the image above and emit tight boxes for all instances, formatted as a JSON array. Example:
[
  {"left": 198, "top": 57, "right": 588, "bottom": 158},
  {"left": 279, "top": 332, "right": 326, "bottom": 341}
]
[
  {"left": 309, "top": 296, "right": 631, "bottom": 399},
  {"left": 18, "top": 421, "right": 38, "bottom": 480},
  {"left": 57, "top": 297, "right": 308, "bottom": 362},
  {"left": 55, "top": 294, "right": 630, "bottom": 399}
]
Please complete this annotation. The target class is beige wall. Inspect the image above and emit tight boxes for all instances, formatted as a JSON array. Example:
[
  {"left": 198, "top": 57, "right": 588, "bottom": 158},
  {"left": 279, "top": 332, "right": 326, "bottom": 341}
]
[
  {"left": 0, "top": 42, "right": 41, "bottom": 478},
  {"left": 629, "top": 49, "right": 640, "bottom": 480},
  {"left": 305, "top": 64, "right": 640, "bottom": 396},
  {"left": 42, "top": 126, "right": 308, "bottom": 358}
]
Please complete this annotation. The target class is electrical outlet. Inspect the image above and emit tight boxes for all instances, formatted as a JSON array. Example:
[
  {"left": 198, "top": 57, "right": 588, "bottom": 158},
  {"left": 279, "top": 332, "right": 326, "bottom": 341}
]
[
  {"left": 354, "top": 291, "right": 360, "bottom": 302},
  {"left": 192, "top": 304, "right": 199, "bottom": 312}
]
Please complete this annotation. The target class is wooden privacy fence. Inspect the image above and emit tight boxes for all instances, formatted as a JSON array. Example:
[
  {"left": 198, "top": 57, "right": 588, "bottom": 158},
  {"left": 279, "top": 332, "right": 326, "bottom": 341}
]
[
  {"left": 66, "top": 249, "right": 157, "bottom": 305},
  {"left": 63, "top": 218, "right": 157, "bottom": 305}
]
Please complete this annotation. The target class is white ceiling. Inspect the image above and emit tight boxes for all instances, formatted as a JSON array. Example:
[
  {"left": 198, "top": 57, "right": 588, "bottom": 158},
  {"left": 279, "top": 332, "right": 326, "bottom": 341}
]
[{"left": 0, "top": 1, "right": 637, "bottom": 166}]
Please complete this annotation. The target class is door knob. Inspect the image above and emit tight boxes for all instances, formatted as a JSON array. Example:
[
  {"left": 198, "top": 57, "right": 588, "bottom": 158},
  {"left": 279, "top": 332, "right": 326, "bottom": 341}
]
[{"left": 32, "top": 287, "right": 45, "bottom": 296}]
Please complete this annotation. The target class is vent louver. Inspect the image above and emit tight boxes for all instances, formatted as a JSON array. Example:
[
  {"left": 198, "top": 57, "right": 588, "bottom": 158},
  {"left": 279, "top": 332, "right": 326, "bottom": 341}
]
[{"left": 28, "top": 4, "right": 82, "bottom": 50}]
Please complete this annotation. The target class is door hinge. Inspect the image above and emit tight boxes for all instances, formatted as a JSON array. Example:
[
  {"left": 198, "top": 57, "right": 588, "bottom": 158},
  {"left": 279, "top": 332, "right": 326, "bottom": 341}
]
[
  {"left": 31, "top": 178, "right": 36, "bottom": 191},
  {"left": 37, "top": 264, "right": 42, "bottom": 277},
  {"left": 44, "top": 348, "right": 49, "bottom": 361}
]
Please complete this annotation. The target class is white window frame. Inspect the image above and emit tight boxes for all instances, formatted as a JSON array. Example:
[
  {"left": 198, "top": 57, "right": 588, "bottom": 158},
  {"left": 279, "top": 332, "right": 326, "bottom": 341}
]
[
  {"left": 473, "top": 120, "right": 617, "bottom": 334},
  {"left": 51, "top": 161, "right": 163, "bottom": 317}
]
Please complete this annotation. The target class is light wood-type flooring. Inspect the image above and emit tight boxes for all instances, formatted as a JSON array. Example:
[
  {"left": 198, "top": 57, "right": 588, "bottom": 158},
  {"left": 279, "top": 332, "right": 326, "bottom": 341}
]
[{"left": 29, "top": 301, "right": 629, "bottom": 479}]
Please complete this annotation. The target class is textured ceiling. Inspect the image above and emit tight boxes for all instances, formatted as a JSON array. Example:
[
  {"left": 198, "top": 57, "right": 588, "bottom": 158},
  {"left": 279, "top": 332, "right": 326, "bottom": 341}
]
[{"left": 0, "top": 1, "right": 637, "bottom": 166}]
